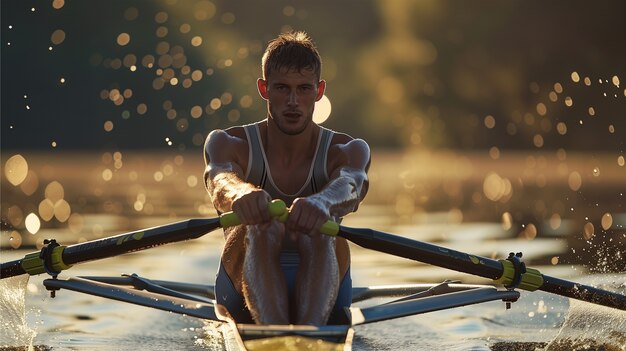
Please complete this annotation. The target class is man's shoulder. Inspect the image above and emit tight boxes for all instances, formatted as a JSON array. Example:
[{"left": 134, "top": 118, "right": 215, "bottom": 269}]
[
  {"left": 224, "top": 125, "right": 247, "bottom": 139},
  {"left": 326, "top": 130, "right": 370, "bottom": 170},
  {"left": 206, "top": 126, "right": 247, "bottom": 143},
  {"left": 204, "top": 126, "right": 250, "bottom": 158},
  {"left": 328, "top": 130, "right": 369, "bottom": 149}
]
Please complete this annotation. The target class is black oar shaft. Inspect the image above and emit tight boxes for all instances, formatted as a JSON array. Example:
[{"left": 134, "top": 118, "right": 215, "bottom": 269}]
[
  {"left": 337, "top": 226, "right": 626, "bottom": 311},
  {"left": 338, "top": 227, "right": 504, "bottom": 279},
  {"left": 541, "top": 275, "right": 626, "bottom": 310},
  {"left": 1, "top": 200, "right": 286, "bottom": 279},
  {"left": 62, "top": 218, "right": 221, "bottom": 264},
  {"left": 1, "top": 218, "right": 221, "bottom": 279},
  {"left": 1, "top": 260, "right": 25, "bottom": 277}
]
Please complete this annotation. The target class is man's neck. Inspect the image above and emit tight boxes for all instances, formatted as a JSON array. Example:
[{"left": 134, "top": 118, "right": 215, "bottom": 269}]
[{"left": 263, "top": 118, "right": 320, "bottom": 164}]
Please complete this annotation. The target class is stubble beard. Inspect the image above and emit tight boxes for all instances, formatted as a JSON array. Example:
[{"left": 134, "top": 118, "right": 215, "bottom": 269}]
[{"left": 269, "top": 109, "right": 313, "bottom": 136}]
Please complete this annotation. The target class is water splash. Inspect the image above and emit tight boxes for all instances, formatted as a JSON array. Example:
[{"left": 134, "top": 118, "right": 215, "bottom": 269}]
[
  {"left": 197, "top": 320, "right": 226, "bottom": 350},
  {"left": 0, "top": 276, "right": 37, "bottom": 350},
  {"left": 543, "top": 276, "right": 626, "bottom": 351}
]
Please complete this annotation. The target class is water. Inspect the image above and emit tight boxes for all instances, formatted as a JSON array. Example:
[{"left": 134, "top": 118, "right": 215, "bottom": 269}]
[
  {"left": 2, "top": 233, "right": 624, "bottom": 350},
  {"left": 0, "top": 276, "right": 37, "bottom": 349},
  {"left": 1, "top": 150, "right": 625, "bottom": 350}
]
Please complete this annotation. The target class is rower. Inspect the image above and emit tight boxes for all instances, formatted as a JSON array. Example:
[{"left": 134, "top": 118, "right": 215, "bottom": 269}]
[{"left": 204, "top": 31, "right": 370, "bottom": 325}]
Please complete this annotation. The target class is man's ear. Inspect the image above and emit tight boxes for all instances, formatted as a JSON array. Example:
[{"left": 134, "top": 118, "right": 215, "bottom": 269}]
[
  {"left": 257, "top": 78, "right": 269, "bottom": 100},
  {"left": 316, "top": 80, "right": 326, "bottom": 101}
]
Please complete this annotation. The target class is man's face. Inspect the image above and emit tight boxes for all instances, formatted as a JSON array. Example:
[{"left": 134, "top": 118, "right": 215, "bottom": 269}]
[{"left": 258, "top": 68, "right": 325, "bottom": 135}]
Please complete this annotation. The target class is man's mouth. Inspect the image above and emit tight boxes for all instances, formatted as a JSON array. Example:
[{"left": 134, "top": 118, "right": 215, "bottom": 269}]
[{"left": 283, "top": 111, "right": 301, "bottom": 118}]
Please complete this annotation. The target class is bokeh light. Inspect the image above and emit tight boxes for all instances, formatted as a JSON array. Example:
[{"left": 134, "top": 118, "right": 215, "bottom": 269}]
[
  {"left": 117, "top": 33, "right": 130, "bottom": 46},
  {"left": 25, "top": 213, "right": 41, "bottom": 234},
  {"left": 313, "top": 95, "right": 332, "bottom": 124},
  {"left": 4, "top": 154, "right": 29, "bottom": 186}
]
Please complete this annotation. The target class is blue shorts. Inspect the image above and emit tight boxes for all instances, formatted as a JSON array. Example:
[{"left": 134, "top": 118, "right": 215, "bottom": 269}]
[{"left": 215, "top": 252, "right": 352, "bottom": 325}]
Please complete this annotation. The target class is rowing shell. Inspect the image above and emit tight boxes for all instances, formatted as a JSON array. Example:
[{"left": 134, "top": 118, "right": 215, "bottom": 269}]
[
  {"left": 215, "top": 304, "right": 354, "bottom": 351},
  {"left": 44, "top": 275, "right": 515, "bottom": 351}
]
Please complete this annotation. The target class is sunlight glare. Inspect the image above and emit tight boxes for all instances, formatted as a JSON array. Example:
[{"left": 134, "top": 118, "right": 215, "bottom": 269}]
[{"left": 313, "top": 95, "right": 332, "bottom": 124}]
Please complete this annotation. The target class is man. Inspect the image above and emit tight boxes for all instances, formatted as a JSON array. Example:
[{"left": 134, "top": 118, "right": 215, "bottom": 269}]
[{"left": 204, "top": 31, "right": 370, "bottom": 326}]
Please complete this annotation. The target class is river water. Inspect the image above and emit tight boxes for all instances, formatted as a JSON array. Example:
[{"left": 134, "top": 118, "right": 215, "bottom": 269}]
[{"left": 1, "top": 150, "right": 625, "bottom": 350}]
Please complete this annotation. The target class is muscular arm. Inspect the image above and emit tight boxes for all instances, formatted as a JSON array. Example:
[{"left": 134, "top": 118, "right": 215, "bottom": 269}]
[
  {"left": 287, "top": 138, "right": 370, "bottom": 234},
  {"left": 204, "top": 129, "right": 271, "bottom": 223},
  {"left": 313, "top": 138, "right": 370, "bottom": 218}
]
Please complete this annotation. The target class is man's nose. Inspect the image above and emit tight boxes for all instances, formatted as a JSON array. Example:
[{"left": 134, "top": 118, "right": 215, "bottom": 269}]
[{"left": 287, "top": 91, "right": 298, "bottom": 106}]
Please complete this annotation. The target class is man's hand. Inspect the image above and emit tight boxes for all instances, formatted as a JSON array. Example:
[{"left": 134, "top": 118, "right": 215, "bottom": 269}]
[
  {"left": 231, "top": 189, "right": 272, "bottom": 225},
  {"left": 286, "top": 197, "right": 330, "bottom": 240}
]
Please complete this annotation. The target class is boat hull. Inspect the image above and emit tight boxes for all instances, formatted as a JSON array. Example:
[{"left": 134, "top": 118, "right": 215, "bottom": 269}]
[{"left": 215, "top": 304, "right": 353, "bottom": 351}]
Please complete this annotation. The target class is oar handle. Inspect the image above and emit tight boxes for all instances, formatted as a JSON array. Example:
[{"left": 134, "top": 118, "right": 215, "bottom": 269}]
[
  {"left": 218, "top": 199, "right": 288, "bottom": 227},
  {"left": 320, "top": 221, "right": 340, "bottom": 236},
  {"left": 233, "top": 199, "right": 341, "bottom": 235}
]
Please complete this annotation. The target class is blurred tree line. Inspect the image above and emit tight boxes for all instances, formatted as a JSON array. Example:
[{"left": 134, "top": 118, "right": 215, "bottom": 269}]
[{"left": 2, "top": 0, "right": 624, "bottom": 151}]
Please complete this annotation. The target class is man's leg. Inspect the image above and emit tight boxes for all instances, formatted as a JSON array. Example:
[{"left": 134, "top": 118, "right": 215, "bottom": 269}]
[
  {"left": 295, "top": 234, "right": 339, "bottom": 325},
  {"left": 242, "top": 220, "right": 289, "bottom": 324}
]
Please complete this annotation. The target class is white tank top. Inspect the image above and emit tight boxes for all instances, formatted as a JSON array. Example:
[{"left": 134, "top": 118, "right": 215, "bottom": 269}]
[{"left": 243, "top": 121, "right": 334, "bottom": 206}]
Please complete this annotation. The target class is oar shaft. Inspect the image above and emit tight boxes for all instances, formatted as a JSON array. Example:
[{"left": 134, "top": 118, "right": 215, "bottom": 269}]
[
  {"left": 1, "top": 200, "right": 288, "bottom": 279},
  {"left": 337, "top": 226, "right": 504, "bottom": 279},
  {"left": 541, "top": 275, "right": 626, "bottom": 310},
  {"left": 335, "top": 226, "right": 626, "bottom": 311},
  {"left": 1, "top": 218, "right": 222, "bottom": 279},
  {"left": 1, "top": 260, "right": 25, "bottom": 277},
  {"left": 62, "top": 218, "right": 222, "bottom": 265}
]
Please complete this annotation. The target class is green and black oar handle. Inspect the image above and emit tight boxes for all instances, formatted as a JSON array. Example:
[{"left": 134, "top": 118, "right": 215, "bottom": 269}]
[{"left": 2, "top": 199, "right": 625, "bottom": 311}]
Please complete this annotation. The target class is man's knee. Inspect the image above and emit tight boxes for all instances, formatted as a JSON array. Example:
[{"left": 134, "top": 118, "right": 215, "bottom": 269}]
[
  {"left": 245, "top": 222, "right": 284, "bottom": 256},
  {"left": 296, "top": 234, "right": 336, "bottom": 261}
]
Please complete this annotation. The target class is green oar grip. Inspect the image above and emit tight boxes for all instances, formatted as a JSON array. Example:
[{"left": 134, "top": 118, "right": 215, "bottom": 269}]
[
  {"left": 219, "top": 199, "right": 341, "bottom": 236},
  {"left": 21, "top": 245, "right": 72, "bottom": 276},
  {"left": 493, "top": 259, "right": 544, "bottom": 291},
  {"left": 269, "top": 199, "right": 340, "bottom": 235},
  {"left": 320, "top": 221, "right": 340, "bottom": 236},
  {"left": 219, "top": 199, "right": 288, "bottom": 228}
]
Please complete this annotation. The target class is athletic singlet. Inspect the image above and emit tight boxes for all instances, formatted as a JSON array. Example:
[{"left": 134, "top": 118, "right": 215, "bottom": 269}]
[{"left": 242, "top": 121, "right": 334, "bottom": 207}]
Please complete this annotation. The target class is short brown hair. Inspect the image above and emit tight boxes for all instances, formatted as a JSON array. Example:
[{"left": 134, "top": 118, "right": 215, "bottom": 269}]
[{"left": 261, "top": 31, "right": 322, "bottom": 80}]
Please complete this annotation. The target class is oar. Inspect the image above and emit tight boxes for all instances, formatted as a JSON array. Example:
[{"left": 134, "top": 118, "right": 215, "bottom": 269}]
[
  {"left": 4, "top": 198, "right": 624, "bottom": 311},
  {"left": 0, "top": 200, "right": 287, "bottom": 279},
  {"left": 319, "top": 222, "right": 626, "bottom": 311}
]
